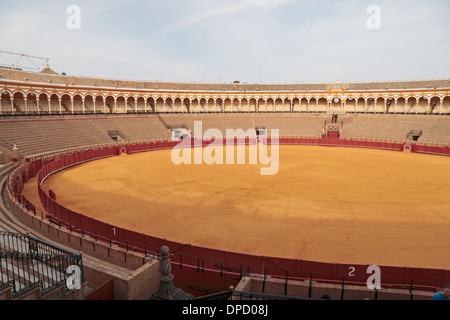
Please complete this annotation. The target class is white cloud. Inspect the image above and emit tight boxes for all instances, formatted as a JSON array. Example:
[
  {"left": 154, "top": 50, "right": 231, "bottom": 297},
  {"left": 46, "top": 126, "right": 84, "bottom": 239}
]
[{"left": 162, "top": 0, "right": 292, "bottom": 33}]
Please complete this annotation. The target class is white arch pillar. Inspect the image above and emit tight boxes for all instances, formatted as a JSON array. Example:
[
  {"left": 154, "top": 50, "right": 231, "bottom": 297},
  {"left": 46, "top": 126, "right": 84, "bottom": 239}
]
[
  {"left": 71, "top": 98, "right": 74, "bottom": 114},
  {"left": 10, "top": 95, "right": 14, "bottom": 115}
]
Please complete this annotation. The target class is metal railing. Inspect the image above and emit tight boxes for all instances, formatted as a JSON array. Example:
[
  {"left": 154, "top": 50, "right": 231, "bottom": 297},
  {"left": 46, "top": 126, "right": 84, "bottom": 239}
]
[
  {"left": 195, "top": 290, "right": 316, "bottom": 301},
  {"left": 0, "top": 232, "right": 84, "bottom": 299}
]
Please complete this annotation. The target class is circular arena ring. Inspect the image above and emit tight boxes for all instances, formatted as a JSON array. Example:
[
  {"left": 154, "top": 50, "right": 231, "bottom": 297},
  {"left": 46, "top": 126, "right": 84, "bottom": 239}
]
[{"left": 16, "top": 138, "right": 450, "bottom": 293}]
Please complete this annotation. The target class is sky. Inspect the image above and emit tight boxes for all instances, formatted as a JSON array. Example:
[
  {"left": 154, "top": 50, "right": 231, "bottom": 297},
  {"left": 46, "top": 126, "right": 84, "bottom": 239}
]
[{"left": 0, "top": 0, "right": 449, "bottom": 84}]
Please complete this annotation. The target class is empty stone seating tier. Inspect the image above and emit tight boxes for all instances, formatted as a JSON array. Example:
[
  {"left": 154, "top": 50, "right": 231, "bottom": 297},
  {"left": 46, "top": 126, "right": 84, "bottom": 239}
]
[{"left": 0, "top": 113, "right": 448, "bottom": 160}]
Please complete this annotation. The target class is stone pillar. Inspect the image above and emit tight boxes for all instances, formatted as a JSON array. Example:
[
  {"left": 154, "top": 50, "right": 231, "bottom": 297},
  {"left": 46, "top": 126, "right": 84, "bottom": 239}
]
[{"left": 151, "top": 246, "right": 194, "bottom": 300}]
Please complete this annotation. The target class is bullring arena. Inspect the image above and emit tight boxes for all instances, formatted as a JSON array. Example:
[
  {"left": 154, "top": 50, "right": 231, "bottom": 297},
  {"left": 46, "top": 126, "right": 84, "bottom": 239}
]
[
  {"left": 0, "top": 64, "right": 449, "bottom": 300},
  {"left": 30, "top": 145, "right": 450, "bottom": 269}
]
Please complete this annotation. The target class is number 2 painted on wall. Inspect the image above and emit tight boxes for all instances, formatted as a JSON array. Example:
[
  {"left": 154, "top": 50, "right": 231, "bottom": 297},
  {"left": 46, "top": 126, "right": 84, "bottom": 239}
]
[{"left": 348, "top": 266, "right": 355, "bottom": 277}]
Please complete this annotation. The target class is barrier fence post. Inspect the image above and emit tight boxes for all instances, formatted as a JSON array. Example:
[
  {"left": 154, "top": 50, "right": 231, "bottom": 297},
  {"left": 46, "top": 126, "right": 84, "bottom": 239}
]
[
  {"left": 262, "top": 267, "right": 267, "bottom": 293},
  {"left": 285, "top": 269, "right": 288, "bottom": 296},
  {"left": 308, "top": 272, "right": 312, "bottom": 298},
  {"left": 340, "top": 275, "right": 345, "bottom": 300},
  {"left": 409, "top": 280, "right": 414, "bottom": 300}
]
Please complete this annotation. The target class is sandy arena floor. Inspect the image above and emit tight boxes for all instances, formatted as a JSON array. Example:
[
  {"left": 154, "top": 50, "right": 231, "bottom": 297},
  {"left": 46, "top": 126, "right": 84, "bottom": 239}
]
[{"left": 24, "top": 145, "right": 450, "bottom": 270}]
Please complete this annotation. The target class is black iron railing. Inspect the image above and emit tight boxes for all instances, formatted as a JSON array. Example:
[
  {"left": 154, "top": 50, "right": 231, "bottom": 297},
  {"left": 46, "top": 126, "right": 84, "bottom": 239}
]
[
  {"left": 0, "top": 232, "right": 84, "bottom": 299},
  {"left": 195, "top": 290, "right": 316, "bottom": 301}
]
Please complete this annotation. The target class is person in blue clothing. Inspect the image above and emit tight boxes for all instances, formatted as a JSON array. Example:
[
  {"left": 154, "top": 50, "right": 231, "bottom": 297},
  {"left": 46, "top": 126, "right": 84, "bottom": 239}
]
[{"left": 432, "top": 283, "right": 450, "bottom": 300}]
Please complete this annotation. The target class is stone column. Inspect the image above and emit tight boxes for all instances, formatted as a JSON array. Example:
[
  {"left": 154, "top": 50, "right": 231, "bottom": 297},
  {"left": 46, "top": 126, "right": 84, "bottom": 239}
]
[{"left": 151, "top": 246, "right": 194, "bottom": 300}]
